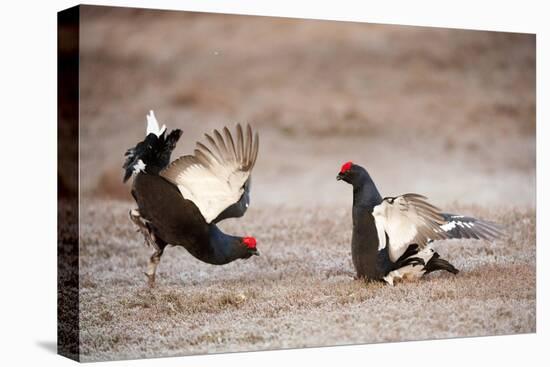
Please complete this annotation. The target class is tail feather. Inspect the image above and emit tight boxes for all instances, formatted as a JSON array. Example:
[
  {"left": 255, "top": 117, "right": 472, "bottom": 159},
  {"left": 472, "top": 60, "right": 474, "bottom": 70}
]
[
  {"left": 155, "top": 129, "right": 183, "bottom": 168},
  {"left": 392, "top": 244, "right": 424, "bottom": 269},
  {"left": 146, "top": 110, "right": 166, "bottom": 137},
  {"left": 122, "top": 111, "right": 182, "bottom": 183},
  {"left": 123, "top": 138, "right": 152, "bottom": 183},
  {"left": 424, "top": 252, "right": 459, "bottom": 275}
]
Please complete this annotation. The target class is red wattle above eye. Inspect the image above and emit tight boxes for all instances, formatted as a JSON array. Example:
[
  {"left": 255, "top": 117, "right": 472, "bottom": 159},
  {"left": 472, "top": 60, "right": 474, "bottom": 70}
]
[
  {"left": 243, "top": 237, "right": 257, "bottom": 249},
  {"left": 340, "top": 161, "right": 353, "bottom": 173}
]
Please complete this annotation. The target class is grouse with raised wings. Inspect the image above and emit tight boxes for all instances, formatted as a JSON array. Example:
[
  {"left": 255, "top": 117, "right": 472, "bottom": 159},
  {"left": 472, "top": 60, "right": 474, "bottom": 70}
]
[
  {"left": 123, "top": 111, "right": 260, "bottom": 286},
  {"left": 336, "top": 161, "right": 503, "bottom": 284}
]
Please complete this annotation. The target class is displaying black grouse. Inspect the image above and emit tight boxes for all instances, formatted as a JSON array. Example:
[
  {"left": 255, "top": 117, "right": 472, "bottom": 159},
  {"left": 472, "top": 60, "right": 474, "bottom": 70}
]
[
  {"left": 336, "top": 161, "right": 503, "bottom": 284},
  {"left": 123, "top": 111, "right": 260, "bottom": 286}
]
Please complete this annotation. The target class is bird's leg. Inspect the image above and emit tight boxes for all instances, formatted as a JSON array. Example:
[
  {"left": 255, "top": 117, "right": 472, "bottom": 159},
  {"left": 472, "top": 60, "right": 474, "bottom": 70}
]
[
  {"left": 145, "top": 248, "right": 164, "bottom": 288},
  {"left": 129, "top": 209, "right": 156, "bottom": 248},
  {"left": 129, "top": 209, "right": 166, "bottom": 287}
]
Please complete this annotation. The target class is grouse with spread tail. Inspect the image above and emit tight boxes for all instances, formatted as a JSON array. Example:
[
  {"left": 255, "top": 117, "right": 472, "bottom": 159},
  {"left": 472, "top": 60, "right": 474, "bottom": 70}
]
[{"left": 123, "top": 111, "right": 260, "bottom": 286}]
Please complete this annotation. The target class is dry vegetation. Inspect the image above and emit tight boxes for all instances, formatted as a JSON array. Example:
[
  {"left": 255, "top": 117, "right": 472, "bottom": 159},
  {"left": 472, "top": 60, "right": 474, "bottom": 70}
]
[
  {"left": 79, "top": 201, "right": 534, "bottom": 361},
  {"left": 74, "top": 5, "right": 535, "bottom": 362}
]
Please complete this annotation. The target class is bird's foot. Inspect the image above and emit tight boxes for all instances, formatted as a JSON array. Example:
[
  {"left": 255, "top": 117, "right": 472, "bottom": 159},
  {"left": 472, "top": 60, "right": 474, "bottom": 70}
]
[{"left": 144, "top": 249, "right": 163, "bottom": 288}]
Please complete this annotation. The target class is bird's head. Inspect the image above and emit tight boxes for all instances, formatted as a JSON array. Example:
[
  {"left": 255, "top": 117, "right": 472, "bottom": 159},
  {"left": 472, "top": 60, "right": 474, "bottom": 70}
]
[
  {"left": 336, "top": 161, "right": 363, "bottom": 185},
  {"left": 241, "top": 236, "right": 259, "bottom": 258},
  {"left": 336, "top": 161, "right": 382, "bottom": 206}
]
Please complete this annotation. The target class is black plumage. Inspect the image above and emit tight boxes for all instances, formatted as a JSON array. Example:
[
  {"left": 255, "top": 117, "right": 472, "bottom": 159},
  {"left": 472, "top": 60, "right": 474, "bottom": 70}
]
[
  {"left": 123, "top": 112, "right": 259, "bottom": 285},
  {"left": 336, "top": 162, "right": 392, "bottom": 279},
  {"left": 122, "top": 129, "right": 182, "bottom": 182},
  {"left": 213, "top": 178, "right": 252, "bottom": 223},
  {"left": 132, "top": 173, "right": 254, "bottom": 265},
  {"left": 337, "top": 161, "right": 502, "bottom": 283},
  {"left": 424, "top": 252, "right": 459, "bottom": 275},
  {"left": 392, "top": 244, "right": 425, "bottom": 269}
]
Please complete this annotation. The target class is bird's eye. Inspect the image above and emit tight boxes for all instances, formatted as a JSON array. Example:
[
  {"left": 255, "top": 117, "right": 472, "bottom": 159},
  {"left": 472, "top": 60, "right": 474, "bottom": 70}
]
[{"left": 387, "top": 197, "right": 394, "bottom": 204}]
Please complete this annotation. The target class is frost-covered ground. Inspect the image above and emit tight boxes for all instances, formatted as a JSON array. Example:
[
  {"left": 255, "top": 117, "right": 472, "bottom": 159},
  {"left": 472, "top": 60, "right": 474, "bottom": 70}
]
[{"left": 78, "top": 201, "right": 534, "bottom": 361}]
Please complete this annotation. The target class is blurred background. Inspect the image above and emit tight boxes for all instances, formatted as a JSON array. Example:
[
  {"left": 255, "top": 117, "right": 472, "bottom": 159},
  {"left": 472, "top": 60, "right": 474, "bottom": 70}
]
[{"left": 78, "top": 5, "right": 535, "bottom": 208}]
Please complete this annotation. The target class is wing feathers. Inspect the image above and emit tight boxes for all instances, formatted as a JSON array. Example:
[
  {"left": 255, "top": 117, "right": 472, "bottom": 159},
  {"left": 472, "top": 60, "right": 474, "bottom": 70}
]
[
  {"left": 373, "top": 194, "right": 449, "bottom": 262},
  {"left": 223, "top": 127, "right": 237, "bottom": 161},
  {"left": 374, "top": 193, "right": 505, "bottom": 263},
  {"left": 193, "top": 149, "right": 214, "bottom": 167},
  {"left": 251, "top": 132, "right": 260, "bottom": 168},
  {"left": 204, "top": 132, "right": 229, "bottom": 165},
  {"left": 244, "top": 124, "right": 253, "bottom": 165},
  {"left": 161, "top": 124, "right": 259, "bottom": 223},
  {"left": 236, "top": 124, "right": 244, "bottom": 163},
  {"left": 195, "top": 142, "right": 220, "bottom": 165},
  {"left": 213, "top": 129, "right": 229, "bottom": 161},
  {"left": 439, "top": 214, "right": 505, "bottom": 240}
]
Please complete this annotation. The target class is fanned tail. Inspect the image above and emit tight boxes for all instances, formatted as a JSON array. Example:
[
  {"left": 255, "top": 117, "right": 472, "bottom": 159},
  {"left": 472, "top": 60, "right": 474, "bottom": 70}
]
[{"left": 122, "top": 110, "right": 182, "bottom": 182}]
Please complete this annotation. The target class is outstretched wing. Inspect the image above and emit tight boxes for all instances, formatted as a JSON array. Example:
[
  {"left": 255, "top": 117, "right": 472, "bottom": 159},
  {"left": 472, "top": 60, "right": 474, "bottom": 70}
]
[
  {"left": 373, "top": 193, "right": 448, "bottom": 262},
  {"left": 160, "top": 124, "right": 259, "bottom": 223},
  {"left": 438, "top": 214, "right": 504, "bottom": 240}
]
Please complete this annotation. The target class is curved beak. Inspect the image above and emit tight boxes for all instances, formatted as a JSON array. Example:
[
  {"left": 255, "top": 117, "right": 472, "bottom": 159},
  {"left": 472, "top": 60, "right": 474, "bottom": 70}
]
[{"left": 249, "top": 248, "right": 260, "bottom": 256}]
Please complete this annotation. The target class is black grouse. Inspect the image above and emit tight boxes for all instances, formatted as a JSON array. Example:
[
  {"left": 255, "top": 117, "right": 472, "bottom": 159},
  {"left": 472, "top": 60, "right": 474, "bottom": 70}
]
[
  {"left": 336, "top": 161, "right": 503, "bottom": 284},
  {"left": 123, "top": 111, "right": 260, "bottom": 286}
]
